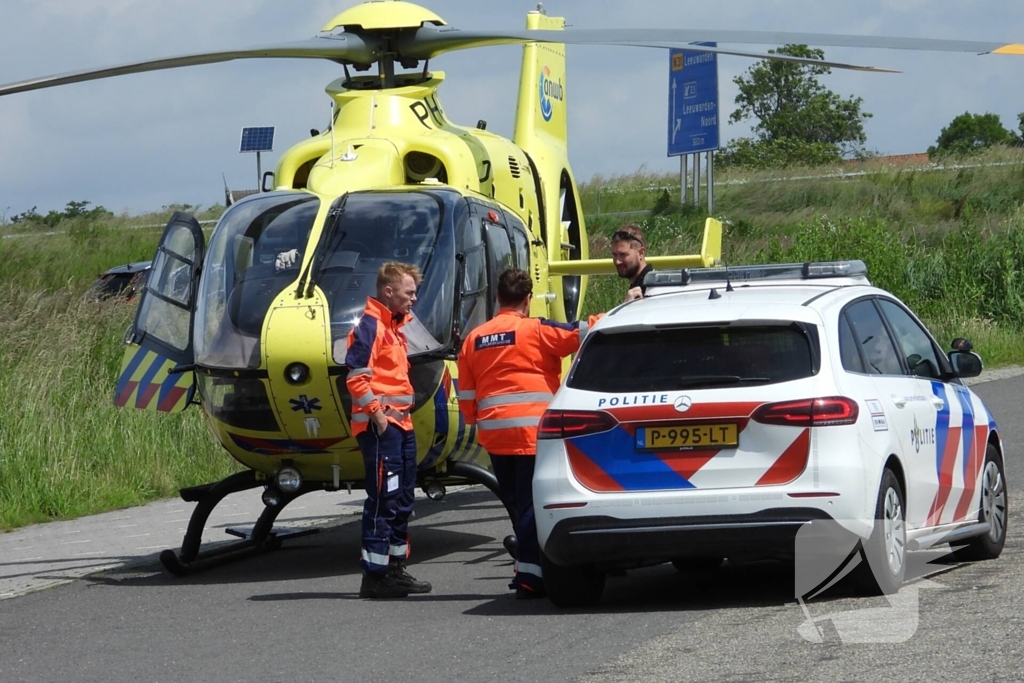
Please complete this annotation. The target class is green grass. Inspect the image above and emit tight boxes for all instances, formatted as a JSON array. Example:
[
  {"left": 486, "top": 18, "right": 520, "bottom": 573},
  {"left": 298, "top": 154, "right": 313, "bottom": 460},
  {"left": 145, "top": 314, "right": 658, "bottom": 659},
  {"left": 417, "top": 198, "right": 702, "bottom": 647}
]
[{"left": 3, "top": 152, "right": 1024, "bottom": 530}]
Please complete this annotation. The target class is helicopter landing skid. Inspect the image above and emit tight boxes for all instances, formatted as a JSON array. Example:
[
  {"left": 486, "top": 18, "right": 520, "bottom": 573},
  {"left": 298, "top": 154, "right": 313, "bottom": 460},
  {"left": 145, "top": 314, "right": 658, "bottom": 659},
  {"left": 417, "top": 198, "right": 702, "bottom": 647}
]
[{"left": 159, "top": 470, "right": 317, "bottom": 577}]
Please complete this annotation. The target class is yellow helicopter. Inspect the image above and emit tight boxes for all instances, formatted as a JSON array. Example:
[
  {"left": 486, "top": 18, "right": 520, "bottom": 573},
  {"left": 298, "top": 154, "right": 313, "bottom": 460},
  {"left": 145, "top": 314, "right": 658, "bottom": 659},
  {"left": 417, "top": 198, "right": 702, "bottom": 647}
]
[{"left": 2, "top": 1, "right": 1021, "bottom": 575}]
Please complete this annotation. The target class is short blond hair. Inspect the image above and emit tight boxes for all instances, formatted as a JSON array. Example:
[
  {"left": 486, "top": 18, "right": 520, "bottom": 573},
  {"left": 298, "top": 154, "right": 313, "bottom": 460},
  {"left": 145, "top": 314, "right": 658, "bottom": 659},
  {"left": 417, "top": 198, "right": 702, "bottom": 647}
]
[{"left": 377, "top": 261, "right": 423, "bottom": 295}]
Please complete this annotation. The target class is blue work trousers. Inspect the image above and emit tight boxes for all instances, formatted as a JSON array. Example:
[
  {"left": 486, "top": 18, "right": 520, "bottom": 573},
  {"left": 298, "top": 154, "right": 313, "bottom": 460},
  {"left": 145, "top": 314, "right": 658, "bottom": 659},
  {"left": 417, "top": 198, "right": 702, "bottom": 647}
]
[
  {"left": 490, "top": 454, "right": 543, "bottom": 591},
  {"left": 356, "top": 424, "right": 417, "bottom": 576}
]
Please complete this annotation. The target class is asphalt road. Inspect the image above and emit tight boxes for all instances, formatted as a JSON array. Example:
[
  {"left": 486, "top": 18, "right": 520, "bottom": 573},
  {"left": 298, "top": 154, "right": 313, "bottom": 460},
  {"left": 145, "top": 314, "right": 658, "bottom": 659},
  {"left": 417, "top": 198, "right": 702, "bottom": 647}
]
[{"left": 1, "top": 373, "right": 1022, "bottom": 683}]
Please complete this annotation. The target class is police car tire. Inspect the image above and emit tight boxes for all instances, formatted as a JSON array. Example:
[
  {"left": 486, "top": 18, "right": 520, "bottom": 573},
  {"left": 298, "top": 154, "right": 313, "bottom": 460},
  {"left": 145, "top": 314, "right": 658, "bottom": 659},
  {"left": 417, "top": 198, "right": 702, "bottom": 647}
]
[
  {"left": 541, "top": 552, "right": 605, "bottom": 608},
  {"left": 851, "top": 468, "right": 906, "bottom": 596},
  {"left": 952, "top": 444, "right": 1007, "bottom": 562}
]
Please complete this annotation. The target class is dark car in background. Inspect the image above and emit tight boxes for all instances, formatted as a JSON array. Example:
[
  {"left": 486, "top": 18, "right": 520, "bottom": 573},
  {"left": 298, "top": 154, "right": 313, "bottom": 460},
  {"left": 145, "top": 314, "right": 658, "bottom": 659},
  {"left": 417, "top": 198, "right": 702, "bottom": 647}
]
[{"left": 88, "top": 261, "right": 152, "bottom": 301}]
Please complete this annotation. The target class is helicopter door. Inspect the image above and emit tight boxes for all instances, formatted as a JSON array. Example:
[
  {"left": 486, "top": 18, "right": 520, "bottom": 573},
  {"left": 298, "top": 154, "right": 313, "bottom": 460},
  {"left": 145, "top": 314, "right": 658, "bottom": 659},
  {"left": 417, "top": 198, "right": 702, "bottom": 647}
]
[{"left": 114, "top": 212, "right": 205, "bottom": 413}]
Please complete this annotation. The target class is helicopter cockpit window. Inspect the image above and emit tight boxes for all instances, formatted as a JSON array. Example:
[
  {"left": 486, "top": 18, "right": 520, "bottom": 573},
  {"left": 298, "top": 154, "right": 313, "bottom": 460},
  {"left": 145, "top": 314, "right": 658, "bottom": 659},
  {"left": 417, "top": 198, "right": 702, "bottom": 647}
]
[
  {"left": 195, "top": 192, "right": 320, "bottom": 369},
  {"left": 320, "top": 191, "right": 455, "bottom": 364}
]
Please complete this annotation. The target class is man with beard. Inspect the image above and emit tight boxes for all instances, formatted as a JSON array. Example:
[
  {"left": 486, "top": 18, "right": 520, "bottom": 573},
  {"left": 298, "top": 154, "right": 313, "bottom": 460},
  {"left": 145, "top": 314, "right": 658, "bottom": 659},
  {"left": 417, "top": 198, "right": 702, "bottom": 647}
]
[{"left": 610, "top": 224, "right": 652, "bottom": 302}]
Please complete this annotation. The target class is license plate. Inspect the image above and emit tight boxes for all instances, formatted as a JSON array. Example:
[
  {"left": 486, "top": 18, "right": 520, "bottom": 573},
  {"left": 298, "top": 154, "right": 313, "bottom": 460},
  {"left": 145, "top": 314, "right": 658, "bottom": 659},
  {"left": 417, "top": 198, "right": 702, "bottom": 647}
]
[{"left": 637, "top": 423, "right": 738, "bottom": 450}]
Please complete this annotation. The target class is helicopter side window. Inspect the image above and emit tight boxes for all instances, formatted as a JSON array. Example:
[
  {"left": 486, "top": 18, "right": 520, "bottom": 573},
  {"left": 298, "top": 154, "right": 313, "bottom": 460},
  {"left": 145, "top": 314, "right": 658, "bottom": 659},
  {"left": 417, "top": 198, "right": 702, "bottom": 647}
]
[
  {"left": 453, "top": 208, "right": 488, "bottom": 335},
  {"left": 461, "top": 241, "right": 488, "bottom": 332},
  {"left": 506, "top": 214, "right": 530, "bottom": 270},
  {"left": 484, "top": 221, "right": 515, "bottom": 314}
]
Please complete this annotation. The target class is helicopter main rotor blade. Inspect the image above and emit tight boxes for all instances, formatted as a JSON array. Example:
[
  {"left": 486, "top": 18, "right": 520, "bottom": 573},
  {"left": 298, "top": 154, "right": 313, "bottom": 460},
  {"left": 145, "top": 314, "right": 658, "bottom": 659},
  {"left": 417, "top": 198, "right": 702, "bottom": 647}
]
[
  {"left": 402, "top": 26, "right": 1024, "bottom": 63},
  {"left": 0, "top": 36, "right": 377, "bottom": 97}
]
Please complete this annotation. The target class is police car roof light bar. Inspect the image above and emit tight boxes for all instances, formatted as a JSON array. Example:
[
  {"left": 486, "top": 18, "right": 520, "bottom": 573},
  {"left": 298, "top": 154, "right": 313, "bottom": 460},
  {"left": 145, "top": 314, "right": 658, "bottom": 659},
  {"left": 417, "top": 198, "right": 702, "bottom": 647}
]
[{"left": 644, "top": 260, "right": 868, "bottom": 289}]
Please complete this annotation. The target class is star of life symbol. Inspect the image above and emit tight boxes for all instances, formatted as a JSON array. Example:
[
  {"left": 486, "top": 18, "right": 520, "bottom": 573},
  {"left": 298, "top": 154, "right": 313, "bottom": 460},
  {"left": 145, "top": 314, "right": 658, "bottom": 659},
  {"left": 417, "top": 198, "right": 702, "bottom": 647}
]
[{"left": 289, "top": 395, "right": 322, "bottom": 414}]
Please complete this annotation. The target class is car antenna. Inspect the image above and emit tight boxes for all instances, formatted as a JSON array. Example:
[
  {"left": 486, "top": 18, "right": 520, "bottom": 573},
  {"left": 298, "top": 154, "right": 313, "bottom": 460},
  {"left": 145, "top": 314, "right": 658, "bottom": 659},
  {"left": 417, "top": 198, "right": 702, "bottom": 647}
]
[{"left": 708, "top": 288, "right": 721, "bottom": 300}]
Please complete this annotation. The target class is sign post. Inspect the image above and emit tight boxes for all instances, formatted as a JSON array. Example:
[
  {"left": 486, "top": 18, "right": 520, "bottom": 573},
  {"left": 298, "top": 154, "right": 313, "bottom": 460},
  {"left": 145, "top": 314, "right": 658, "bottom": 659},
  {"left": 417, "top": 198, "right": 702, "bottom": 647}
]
[{"left": 668, "top": 45, "right": 719, "bottom": 212}]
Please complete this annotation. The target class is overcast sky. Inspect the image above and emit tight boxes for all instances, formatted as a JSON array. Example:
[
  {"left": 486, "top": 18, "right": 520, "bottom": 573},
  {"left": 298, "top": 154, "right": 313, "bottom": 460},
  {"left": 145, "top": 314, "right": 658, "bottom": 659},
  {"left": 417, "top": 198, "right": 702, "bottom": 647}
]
[{"left": 1, "top": 0, "right": 1022, "bottom": 215}]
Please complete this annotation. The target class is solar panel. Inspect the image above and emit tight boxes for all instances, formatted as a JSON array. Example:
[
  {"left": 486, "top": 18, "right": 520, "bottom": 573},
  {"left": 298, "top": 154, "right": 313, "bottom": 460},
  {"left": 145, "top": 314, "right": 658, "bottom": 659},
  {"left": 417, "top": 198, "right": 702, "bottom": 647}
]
[{"left": 239, "top": 126, "right": 275, "bottom": 153}]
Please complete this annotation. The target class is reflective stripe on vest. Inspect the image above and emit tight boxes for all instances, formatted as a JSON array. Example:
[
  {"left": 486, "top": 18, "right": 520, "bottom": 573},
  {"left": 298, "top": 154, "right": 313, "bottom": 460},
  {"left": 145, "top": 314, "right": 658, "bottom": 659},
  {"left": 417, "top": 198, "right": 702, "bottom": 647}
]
[
  {"left": 354, "top": 392, "right": 377, "bottom": 407},
  {"left": 477, "top": 415, "right": 542, "bottom": 430},
  {"left": 477, "top": 391, "right": 554, "bottom": 411},
  {"left": 348, "top": 367, "right": 372, "bottom": 379}
]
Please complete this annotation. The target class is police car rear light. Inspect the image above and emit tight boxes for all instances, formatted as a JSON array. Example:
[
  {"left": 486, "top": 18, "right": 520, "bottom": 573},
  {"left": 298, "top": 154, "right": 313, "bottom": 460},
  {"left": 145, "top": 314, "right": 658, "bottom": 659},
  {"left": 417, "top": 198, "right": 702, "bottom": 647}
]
[
  {"left": 543, "top": 501, "right": 589, "bottom": 510},
  {"left": 538, "top": 410, "right": 618, "bottom": 439},
  {"left": 751, "top": 397, "right": 859, "bottom": 427}
]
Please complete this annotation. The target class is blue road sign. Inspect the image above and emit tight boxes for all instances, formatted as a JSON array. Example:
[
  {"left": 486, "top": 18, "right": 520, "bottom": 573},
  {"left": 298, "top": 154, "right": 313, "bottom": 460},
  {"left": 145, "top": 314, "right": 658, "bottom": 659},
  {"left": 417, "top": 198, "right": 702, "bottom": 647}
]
[{"left": 668, "top": 44, "right": 720, "bottom": 156}]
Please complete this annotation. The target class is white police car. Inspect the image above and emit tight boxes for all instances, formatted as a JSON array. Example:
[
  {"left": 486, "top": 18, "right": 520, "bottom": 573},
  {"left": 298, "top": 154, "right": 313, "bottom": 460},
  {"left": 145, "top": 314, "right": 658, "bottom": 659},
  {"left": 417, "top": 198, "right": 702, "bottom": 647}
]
[{"left": 534, "top": 260, "right": 1007, "bottom": 607}]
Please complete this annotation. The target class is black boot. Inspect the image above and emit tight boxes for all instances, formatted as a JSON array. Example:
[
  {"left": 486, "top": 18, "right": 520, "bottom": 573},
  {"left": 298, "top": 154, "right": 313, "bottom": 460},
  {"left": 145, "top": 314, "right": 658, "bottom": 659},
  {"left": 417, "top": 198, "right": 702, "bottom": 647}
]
[
  {"left": 388, "top": 559, "right": 432, "bottom": 594},
  {"left": 359, "top": 572, "right": 410, "bottom": 599}
]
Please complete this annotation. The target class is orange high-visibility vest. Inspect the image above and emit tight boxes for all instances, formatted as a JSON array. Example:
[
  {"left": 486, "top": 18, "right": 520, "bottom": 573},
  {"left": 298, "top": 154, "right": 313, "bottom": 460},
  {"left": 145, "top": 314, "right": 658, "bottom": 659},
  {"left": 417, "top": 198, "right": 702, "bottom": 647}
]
[
  {"left": 457, "top": 310, "right": 597, "bottom": 455},
  {"left": 345, "top": 297, "right": 415, "bottom": 436}
]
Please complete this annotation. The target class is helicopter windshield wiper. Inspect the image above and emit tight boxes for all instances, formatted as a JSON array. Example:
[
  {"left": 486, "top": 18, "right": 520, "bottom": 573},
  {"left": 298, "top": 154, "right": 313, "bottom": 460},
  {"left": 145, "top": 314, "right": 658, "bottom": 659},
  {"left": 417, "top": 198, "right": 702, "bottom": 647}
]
[
  {"left": 298, "top": 195, "right": 348, "bottom": 298},
  {"left": 677, "top": 375, "right": 772, "bottom": 388}
]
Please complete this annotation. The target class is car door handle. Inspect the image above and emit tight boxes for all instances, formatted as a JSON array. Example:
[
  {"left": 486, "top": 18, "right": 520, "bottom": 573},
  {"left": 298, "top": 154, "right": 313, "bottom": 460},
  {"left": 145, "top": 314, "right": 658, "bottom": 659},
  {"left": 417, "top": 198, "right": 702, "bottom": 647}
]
[
  {"left": 931, "top": 397, "right": 945, "bottom": 410},
  {"left": 891, "top": 395, "right": 907, "bottom": 409}
]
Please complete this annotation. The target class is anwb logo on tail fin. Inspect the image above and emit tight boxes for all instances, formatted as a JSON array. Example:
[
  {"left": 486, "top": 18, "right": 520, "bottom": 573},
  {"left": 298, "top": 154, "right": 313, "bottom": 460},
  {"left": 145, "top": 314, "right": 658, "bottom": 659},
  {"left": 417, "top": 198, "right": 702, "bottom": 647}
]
[{"left": 539, "top": 66, "right": 563, "bottom": 122}]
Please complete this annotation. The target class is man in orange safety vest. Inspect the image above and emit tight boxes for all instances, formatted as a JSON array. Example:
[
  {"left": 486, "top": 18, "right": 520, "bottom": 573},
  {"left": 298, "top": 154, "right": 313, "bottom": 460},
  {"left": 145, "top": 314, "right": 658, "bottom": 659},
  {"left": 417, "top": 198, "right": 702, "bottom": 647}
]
[
  {"left": 457, "top": 268, "right": 600, "bottom": 599},
  {"left": 346, "top": 261, "right": 431, "bottom": 599}
]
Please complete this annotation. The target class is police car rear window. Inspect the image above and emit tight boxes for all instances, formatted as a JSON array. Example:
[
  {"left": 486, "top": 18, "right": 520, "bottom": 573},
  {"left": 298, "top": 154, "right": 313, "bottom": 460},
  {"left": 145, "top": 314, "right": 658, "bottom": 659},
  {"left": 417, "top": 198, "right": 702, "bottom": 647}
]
[{"left": 568, "top": 324, "right": 819, "bottom": 393}]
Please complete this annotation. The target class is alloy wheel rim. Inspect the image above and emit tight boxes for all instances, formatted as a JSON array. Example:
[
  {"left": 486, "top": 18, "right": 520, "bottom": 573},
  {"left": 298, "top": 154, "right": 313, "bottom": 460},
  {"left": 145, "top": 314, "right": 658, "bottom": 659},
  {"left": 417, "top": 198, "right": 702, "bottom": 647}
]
[
  {"left": 883, "top": 486, "right": 905, "bottom": 576},
  {"left": 981, "top": 460, "right": 1007, "bottom": 543}
]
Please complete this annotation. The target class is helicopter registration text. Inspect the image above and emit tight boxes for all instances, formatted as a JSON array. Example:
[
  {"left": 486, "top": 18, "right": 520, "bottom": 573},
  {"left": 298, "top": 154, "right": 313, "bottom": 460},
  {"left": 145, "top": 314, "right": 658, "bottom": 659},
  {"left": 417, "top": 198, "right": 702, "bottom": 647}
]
[{"left": 410, "top": 93, "right": 447, "bottom": 129}]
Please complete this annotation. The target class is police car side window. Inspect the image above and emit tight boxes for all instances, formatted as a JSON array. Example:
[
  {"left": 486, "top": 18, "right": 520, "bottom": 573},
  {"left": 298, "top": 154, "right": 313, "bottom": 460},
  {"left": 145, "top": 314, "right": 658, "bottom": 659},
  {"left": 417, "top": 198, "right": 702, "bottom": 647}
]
[
  {"left": 876, "top": 299, "right": 944, "bottom": 380},
  {"left": 843, "top": 300, "right": 903, "bottom": 376},
  {"left": 838, "top": 314, "right": 866, "bottom": 374}
]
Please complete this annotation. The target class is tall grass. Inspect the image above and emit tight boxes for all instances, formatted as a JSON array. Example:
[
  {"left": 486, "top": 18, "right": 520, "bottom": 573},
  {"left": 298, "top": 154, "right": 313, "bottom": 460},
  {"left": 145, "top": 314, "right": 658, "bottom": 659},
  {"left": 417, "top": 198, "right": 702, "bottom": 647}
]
[{"left": 0, "top": 215, "right": 235, "bottom": 530}]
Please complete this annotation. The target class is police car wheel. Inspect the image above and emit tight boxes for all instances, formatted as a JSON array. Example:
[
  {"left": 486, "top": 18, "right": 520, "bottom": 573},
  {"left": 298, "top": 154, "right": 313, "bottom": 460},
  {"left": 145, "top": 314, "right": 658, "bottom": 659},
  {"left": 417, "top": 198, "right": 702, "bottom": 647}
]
[
  {"left": 952, "top": 444, "right": 1007, "bottom": 562},
  {"left": 541, "top": 552, "right": 605, "bottom": 608},
  {"left": 851, "top": 468, "right": 906, "bottom": 596}
]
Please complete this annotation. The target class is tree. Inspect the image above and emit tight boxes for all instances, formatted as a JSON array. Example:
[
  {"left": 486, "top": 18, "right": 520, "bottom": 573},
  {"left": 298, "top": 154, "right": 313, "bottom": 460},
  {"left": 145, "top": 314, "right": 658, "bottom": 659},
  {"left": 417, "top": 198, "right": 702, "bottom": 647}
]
[
  {"left": 723, "top": 44, "right": 872, "bottom": 167},
  {"left": 928, "top": 112, "right": 1013, "bottom": 158}
]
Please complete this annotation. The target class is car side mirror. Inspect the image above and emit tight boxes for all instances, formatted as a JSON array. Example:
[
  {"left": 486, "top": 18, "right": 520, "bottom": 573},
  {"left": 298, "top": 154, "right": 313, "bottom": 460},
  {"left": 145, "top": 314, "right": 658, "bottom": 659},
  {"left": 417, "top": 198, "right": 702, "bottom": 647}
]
[
  {"left": 261, "top": 171, "right": 275, "bottom": 192},
  {"left": 949, "top": 350, "right": 983, "bottom": 379}
]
